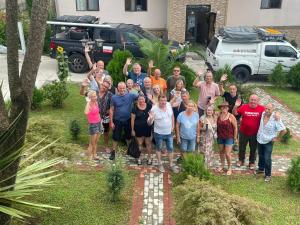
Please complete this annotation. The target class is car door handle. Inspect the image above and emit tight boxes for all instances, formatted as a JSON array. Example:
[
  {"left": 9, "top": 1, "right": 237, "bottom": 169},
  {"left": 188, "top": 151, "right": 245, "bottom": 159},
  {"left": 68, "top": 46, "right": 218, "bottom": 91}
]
[{"left": 278, "top": 60, "right": 284, "bottom": 63}]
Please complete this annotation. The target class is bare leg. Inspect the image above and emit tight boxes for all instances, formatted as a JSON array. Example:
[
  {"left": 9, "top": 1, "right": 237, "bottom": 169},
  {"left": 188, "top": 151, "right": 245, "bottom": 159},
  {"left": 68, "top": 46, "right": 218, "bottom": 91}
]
[
  {"left": 93, "top": 133, "right": 100, "bottom": 159},
  {"left": 168, "top": 152, "right": 174, "bottom": 167},
  {"left": 156, "top": 151, "right": 162, "bottom": 165},
  {"left": 225, "top": 145, "right": 233, "bottom": 175},
  {"left": 112, "top": 140, "right": 118, "bottom": 151},
  {"left": 87, "top": 135, "right": 93, "bottom": 159},
  {"left": 218, "top": 144, "right": 225, "bottom": 171},
  {"left": 136, "top": 137, "right": 144, "bottom": 161},
  {"left": 145, "top": 137, "right": 152, "bottom": 160}
]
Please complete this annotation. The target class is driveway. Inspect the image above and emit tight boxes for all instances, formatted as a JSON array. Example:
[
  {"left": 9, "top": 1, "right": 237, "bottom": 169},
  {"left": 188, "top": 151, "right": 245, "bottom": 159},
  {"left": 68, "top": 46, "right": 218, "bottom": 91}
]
[{"left": 0, "top": 53, "right": 86, "bottom": 100}]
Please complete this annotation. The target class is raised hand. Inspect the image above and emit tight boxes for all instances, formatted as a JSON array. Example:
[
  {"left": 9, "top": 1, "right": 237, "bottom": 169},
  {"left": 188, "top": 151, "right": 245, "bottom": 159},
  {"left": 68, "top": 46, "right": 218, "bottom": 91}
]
[
  {"left": 84, "top": 45, "right": 90, "bottom": 53},
  {"left": 148, "top": 60, "right": 154, "bottom": 68},
  {"left": 197, "top": 68, "right": 205, "bottom": 77},
  {"left": 235, "top": 98, "right": 242, "bottom": 107},
  {"left": 126, "top": 58, "right": 132, "bottom": 65},
  {"left": 220, "top": 74, "right": 228, "bottom": 82},
  {"left": 82, "top": 78, "right": 90, "bottom": 87},
  {"left": 148, "top": 111, "right": 155, "bottom": 120}
]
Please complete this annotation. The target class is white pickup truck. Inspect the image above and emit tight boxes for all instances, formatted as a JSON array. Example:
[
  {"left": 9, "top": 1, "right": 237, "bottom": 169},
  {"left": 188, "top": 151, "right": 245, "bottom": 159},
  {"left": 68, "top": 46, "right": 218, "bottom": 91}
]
[{"left": 206, "top": 28, "right": 300, "bottom": 83}]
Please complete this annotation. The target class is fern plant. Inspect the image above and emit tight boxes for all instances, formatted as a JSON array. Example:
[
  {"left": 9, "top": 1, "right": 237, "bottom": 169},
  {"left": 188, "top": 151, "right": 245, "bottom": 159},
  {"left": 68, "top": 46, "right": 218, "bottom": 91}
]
[{"left": 287, "top": 156, "right": 300, "bottom": 193}]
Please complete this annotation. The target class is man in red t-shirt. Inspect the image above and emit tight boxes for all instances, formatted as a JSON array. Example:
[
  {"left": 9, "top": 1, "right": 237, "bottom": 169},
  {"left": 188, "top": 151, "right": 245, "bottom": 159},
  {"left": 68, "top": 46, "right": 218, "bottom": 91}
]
[{"left": 233, "top": 94, "right": 265, "bottom": 169}]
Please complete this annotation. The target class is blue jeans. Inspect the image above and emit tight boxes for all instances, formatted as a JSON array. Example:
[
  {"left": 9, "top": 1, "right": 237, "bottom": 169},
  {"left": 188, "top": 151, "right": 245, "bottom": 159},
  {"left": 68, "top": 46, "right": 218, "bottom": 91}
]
[
  {"left": 258, "top": 142, "right": 273, "bottom": 177},
  {"left": 153, "top": 132, "right": 173, "bottom": 152},
  {"left": 180, "top": 138, "right": 196, "bottom": 152}
]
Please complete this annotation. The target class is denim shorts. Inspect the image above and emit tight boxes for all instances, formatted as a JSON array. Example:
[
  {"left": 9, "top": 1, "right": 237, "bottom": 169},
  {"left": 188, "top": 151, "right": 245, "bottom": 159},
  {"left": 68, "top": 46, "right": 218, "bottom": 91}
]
[
  {"left": 217, "top": 138, "right": 234, "bottom": 146},
  {"left": 180, "top": 138, "right": 196, "bottom": 152},
  {"left": 153, "top": 132, "right": 173, "bottom": 152},
  {"left": 89, "top": 122, "right": 102, "bottom": 135}
]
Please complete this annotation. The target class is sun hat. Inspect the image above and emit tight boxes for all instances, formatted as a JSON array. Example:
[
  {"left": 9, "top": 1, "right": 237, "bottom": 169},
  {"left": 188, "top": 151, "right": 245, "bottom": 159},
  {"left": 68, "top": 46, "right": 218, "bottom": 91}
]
[{"left": 218, "top": 101, "right": 230, "bottom": 109}]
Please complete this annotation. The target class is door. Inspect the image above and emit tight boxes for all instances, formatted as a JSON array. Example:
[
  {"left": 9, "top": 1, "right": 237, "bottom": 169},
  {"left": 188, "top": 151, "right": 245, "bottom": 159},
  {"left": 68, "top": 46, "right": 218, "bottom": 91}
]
[
  {"left": 277, "top": 45, "right": 298, "bottom": 72},
  {"left": 207, "top": 12, "right": 216, "bottom": 45},
  {"left": 259, "top": 44, "right": 278, "bottom": 74}
]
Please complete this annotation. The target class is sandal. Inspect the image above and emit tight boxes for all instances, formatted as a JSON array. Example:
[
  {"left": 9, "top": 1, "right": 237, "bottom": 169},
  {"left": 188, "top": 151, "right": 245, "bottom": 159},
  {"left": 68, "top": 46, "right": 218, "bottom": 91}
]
[{"left": 227, "top": 169, "right": 232, "bottom": 176}]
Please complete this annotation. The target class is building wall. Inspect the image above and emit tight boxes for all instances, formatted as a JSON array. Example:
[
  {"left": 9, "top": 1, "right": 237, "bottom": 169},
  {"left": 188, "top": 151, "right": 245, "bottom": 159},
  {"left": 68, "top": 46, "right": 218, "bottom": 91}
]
[
  {"left": 226, "top": 0, "right": 300, "bottom": 46},
  {"left": 167, "top": 0, "right": 228, "bottom": 43},
  {"left": 227, "top": 0, "right": 300, "bottom": 27},
  {"left": 55, "top": 0, "right": 167, "bottom": 29}
]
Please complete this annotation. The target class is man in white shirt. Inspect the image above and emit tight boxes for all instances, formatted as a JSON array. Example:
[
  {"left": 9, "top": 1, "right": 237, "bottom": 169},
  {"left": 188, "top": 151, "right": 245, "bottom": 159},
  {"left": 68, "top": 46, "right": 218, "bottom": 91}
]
[{"left": 148, "top": 95, "right": 178, "bottom": 173}]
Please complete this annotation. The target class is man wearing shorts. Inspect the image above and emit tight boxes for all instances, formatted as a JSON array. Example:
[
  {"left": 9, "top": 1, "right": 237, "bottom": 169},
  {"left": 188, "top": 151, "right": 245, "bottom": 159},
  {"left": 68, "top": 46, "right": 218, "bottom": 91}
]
[
  {"left": 110, "top": 82, "right": 137, "bottom": 160},
  {"left": 147, "top": 95, "right": 179, "bottom": 173}
]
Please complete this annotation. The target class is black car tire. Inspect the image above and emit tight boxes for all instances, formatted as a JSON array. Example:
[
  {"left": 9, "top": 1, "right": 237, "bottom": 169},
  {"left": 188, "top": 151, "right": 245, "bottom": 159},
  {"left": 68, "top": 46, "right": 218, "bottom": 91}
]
[
  {"left": 68, "top": 53, "right": 89, "bottom": 73},
  {"left": 233, "top": 66, "right": 250, "bottom": 83}
]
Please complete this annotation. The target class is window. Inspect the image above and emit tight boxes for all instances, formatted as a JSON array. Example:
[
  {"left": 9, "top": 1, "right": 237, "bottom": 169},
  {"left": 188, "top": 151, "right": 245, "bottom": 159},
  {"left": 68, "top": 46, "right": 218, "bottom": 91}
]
[
  {"left": 76, "top": 0, "right": 99, "bottom": 11},
  {"left": 278, "top": 45, "right": 297, "bottom": 58},
  {"left": 265, "top": 45, "right": 277, "bottom": 57},
  {"left": 125, "top": 0, "right": 147, "bottom": 11},
  {"left": 99, "top": 30, "right": 116, "bottom": 43},
  {"left": 261, "top": 0, "right": 282, "bottom": 9}
]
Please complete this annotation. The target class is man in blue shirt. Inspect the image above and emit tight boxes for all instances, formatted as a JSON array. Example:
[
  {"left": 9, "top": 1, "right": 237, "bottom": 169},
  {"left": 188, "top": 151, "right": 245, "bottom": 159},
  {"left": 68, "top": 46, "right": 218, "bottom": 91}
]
[
  {"left": 256, "top": 103, "right": 286, "bottom": 182},
  {"left": 123, "top": 58, "right": 147, "bottom": 88},
  {"left": 109, "top": 82, "right": 137, "bottom": 160}
]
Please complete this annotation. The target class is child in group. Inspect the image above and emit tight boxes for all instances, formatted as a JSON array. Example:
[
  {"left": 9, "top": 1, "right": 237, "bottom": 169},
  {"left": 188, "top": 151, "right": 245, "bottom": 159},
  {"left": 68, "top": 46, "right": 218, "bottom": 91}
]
[{"left": 85, "top": 90, "right": 102, "bottom": 160}]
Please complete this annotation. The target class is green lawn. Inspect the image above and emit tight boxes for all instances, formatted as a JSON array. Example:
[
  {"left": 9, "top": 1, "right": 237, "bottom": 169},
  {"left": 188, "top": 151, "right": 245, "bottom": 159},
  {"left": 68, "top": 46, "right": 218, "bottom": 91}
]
[
  {"left": 211, "top": 175, "right": 300, "bottom": 225},
  {"left": 263, "top": 86, "right": 300, "bottom": 113},
  {"left": 13, "top": 170, "right": 135, "bottom": 225}
]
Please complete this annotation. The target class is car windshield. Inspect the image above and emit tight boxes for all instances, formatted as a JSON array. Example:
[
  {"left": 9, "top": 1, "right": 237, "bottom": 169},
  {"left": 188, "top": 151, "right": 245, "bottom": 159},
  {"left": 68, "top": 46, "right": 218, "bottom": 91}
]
[{"left": 136, "top": 28, "right": 158, "bottom": 40}]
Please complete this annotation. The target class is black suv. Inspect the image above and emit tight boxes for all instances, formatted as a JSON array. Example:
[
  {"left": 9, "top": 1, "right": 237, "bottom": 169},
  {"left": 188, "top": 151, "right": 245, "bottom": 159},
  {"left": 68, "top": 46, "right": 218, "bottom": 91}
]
[{"left": 48, "top": 15, "right": 185, "bottom": 73}]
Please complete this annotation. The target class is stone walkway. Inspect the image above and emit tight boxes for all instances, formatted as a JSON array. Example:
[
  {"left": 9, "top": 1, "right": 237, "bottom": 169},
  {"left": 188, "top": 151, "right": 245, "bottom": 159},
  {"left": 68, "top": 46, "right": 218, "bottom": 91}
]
[
  {"left": 254, "top": 88, "right": 300, "bottom": 137},
  {"left": 142, "top": 173, "right": 164, "bottom": 225}
]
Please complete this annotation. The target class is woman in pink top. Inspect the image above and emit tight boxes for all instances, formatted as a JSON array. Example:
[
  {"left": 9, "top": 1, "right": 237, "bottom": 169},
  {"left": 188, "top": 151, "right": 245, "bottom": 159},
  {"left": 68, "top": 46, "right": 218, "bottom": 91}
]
[{"left": 85, "top": 90, "right": 102, "bottom": 160}]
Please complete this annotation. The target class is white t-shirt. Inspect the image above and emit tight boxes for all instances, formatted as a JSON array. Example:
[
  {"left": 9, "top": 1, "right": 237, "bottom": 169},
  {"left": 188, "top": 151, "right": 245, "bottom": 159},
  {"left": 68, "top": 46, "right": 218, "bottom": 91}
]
[{"left": 151, "top": 102, "right": 173, "bottom": 135}]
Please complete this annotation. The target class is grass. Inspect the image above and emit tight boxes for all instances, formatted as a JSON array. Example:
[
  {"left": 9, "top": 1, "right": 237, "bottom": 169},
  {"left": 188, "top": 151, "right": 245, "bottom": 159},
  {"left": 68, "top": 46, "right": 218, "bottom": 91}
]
[
  {"left": 262, "top": 86, "right": 300, "bottom": 113},
  {"left": 12, "top": 170, "right": 136, "bottom": 225},
  {"left": 211, "top": 175, "right": 300, "bottom": 225}
]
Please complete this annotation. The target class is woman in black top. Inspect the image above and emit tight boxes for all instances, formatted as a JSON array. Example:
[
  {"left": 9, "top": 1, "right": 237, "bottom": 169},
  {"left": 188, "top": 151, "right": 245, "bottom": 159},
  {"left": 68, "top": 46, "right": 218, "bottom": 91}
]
[{"left": 131, "top": 94, "right": 152, "bottom": 165}]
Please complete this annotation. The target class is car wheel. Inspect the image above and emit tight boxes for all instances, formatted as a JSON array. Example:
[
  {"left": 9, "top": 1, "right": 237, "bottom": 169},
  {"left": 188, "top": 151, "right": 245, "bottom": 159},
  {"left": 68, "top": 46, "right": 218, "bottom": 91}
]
[
  {"left": 68, "top": 53, "right": 89, "bottom": 73},
  {"left": 233, "top": 66, "right": 250, "bottom": 83}
]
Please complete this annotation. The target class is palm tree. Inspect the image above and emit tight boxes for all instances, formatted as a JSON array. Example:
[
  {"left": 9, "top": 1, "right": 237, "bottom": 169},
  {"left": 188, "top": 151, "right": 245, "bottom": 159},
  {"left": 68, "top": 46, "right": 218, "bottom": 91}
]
[{"left": 0, "top": 118, "right": 62, "bottom": 222}]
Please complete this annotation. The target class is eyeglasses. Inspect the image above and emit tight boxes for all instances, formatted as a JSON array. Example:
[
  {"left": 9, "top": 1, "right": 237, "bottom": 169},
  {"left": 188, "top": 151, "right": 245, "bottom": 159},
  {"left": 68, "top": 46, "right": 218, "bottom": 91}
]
[
  {"left": 173, "top": 70, "right": 180, "bottom": 72},
  {"left": 101, "top": 84, "right": 109, "bottom": 89}
]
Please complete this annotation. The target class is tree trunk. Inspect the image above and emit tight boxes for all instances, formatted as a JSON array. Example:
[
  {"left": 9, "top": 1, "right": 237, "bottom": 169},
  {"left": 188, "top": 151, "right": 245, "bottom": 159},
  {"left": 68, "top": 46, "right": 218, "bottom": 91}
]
[{"left": 0, "top": 0, "right": 50, "bottom": 224}]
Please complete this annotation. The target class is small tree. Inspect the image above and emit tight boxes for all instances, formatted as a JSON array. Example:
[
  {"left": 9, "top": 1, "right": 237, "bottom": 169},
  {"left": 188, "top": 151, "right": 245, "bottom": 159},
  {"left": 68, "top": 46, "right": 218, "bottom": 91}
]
[
  {"left": 268, "top": 64, "right": 286, "bottom": 88},
  {"left": 214, "top": 64, "right": 235, "bottom": 84},
  {"left": 287, "top": 62, "right": 300, "bottom": 90},
  {"left": 105, "top": 158, "right": 125, "bottom": 202},
  {"left": 107, "top": 50, "right": 133, "bottom": 86},
  {"left": 69, "top": 119, "right": 81, "bottom": 140},
  {"left": 287, "top": 156, "right": 300, "bottom": 193}
]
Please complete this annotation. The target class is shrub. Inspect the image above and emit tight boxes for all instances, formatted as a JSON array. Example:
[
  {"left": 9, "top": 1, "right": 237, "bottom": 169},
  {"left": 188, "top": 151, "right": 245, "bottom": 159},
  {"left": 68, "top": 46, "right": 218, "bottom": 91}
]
[
  {"left": 107, "top": 50, "right": 133, "bottom": 86},
  {"left": 236, "top": 84, "right": 256, "bottom": 103},
  {"left": 181, "top": 154, "right": 211, "bottom": 181},
  {"left": 287, "top": 156, "right": 300, "bottom": 193},
  {"left": 43, "top": 80, "right": 69, "bottom": 108},
  {"left": 31, "top": 87, "right": 44, "bottom": 110},
  {"left": 173, "top": 177, "right": 270, "bottom": 225},
  {"left": 281, "top": 127, "right": 292, "bottom": 144},
  {"left": 25, "top": 116, "right": 82, "bottom": 160},
  {"left": 287, "top": 62, "right": 300, "bottom": 90},
  {"left": 69, "top": 120, "right": 81, "bottom": 140},
  {"left": 105, "top": 158, "right": 125, "bottom": 202},
  {"left": 214, "top": 64, "right": 235, "bottom": 84},
  {"left": 268, "top": 64, "right": 287, "bottom": 88}
]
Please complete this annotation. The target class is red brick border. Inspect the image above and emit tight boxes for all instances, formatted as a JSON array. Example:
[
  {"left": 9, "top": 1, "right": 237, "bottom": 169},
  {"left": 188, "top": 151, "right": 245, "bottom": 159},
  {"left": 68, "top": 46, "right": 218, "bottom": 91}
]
[{"left": 163, "top": 172, "right": 176, "bottom": 225}]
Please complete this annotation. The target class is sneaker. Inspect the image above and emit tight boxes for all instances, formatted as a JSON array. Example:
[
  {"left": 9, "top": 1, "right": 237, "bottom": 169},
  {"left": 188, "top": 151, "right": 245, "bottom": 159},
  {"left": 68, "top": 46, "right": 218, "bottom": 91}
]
[
  {"left": 236, "top": 161, "right": 244, "bottom": 167},
  {"left": 109, "top": 150, "right": 115, "bottom": 160},
  {"left": 264, "top": 176, "right": 271, "bottom": 182},
  {"left": 137, "top": 158, "right": 142, "bottom": 165},
  {"left": 158, "top": 164, "right": 165, "bottom": 173},
  {"left": 249, "top": 163, "right": 255, "bottom": 170},
  {"left": 170, "top": 165, "right": 179, "bottom": 174},
  {"left": 176, "top": 156, "right": 183, "bottom": 164},
  {"left": 147, "top": 158, "right": 152, "bottom": 165}
]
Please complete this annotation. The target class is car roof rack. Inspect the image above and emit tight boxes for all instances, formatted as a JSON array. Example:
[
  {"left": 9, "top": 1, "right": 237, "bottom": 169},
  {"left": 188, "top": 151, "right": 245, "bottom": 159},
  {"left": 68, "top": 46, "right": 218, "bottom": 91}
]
[
  {"left": 55, "top": 15, "right": 99, "bottom": 24},
  {"left": 47, "top": 21, "right": 112, "bottom": 28},
  {"left": 257, "top": 28, "right": 285, "bottom": 41}
]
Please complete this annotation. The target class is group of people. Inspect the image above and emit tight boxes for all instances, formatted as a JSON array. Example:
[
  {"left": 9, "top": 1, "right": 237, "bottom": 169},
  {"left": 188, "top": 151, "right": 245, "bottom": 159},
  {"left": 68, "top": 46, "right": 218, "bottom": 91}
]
[{"left": 81, "top": 46, "right": 287, "bottom": 181}]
